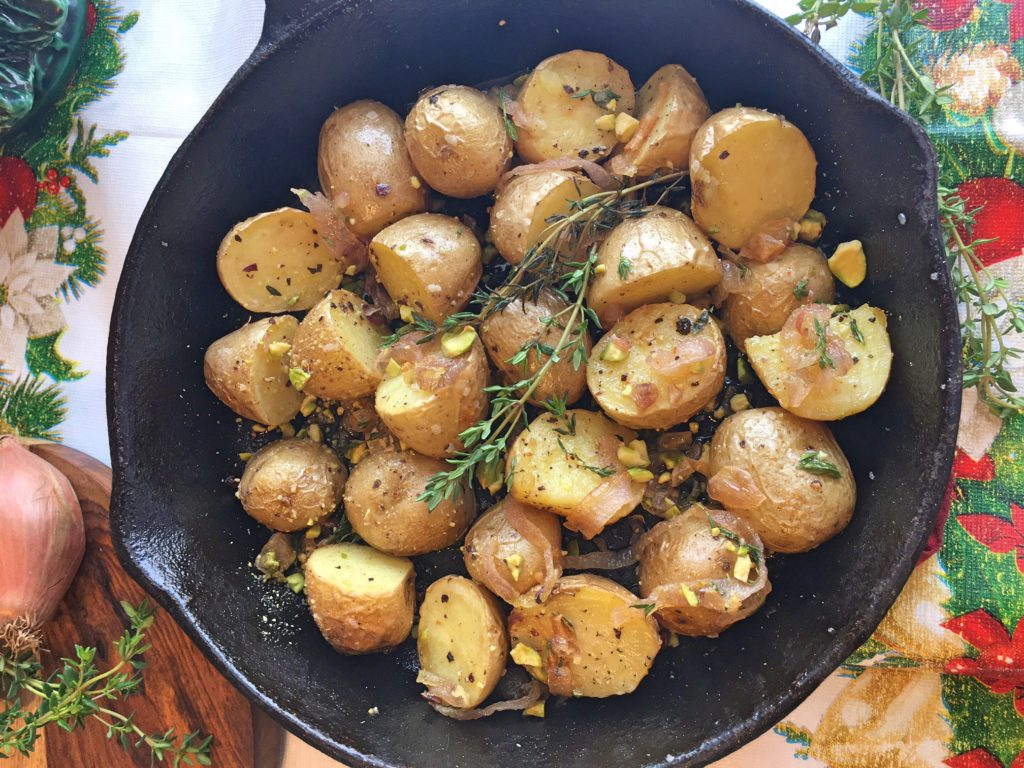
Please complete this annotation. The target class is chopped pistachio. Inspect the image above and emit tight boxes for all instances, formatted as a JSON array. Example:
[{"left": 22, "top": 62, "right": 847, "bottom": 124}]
[
  {"left": 268, "top": 341, "right": 291, "bottom": 358},
  {"left": 523, "top": 700, "right": 546, "bottom": 718},
  {"left": 664, "top": 504, "right": 682, "bottom": 518},
  {"left": 829, "top": 240, "right": 867, "bottom": 288},
  {"left": 286, "top": 294, "right": 300, "bottom": 307},
  {"left": 511, "top": 642, "right": 544, "bottom": 668},
  {"left": 344, "top": 264, "right": 359, "bottom": 276},
  {"left": 614, "top": 112, "right": 640, "bottom": 143},
  {"left": 441, "top": 326, "right": 477, "bottom": 358},
  {"left": 627, "top": 467, "right": 654, "bottom": 483},
  {"left": 289, "top": 367, "right": 311, "bottom": 391},
  {"left": 616, "top": 440, "right": 650, "bottom": 468},
  {"left": 668, "top": 290, "right": 687, "bottom": 304},
  {"left": 606, "top": 98, "right": 619, "bottom": 112},
  {"left": 724, "top": 541, "right": 737, "bottom": 552},
  {"left": 278, "top": 422, "right": 296, "bottom": 438},
  {"left": 733, "top": 554, "right": 753, "bottom": 582},
  {"left": 308, "top": 423, "right": 323, "bottom": 443},
  {"left": 688, "top": 422, "right": 699, "bottom": 434},
  {"left": 305, "top": 524, "right": 321, "bottom": 539},
  {"left": 658, "top": 472, "right": 671, "bottom": 484},
  {"left": 300, "top": 395, "right": 318, "bottom": 417},
  {"left": 797, "top": 209, "right": 827, "bottom": 243},
  {"left": 601, "top": 341, "right": 628, "bottom": 362},
  {"left": 505, "top": 553, "right": 523, "bottom": 582},
  {"left": 348, "top": 442, "right": 369, "bottom": 464},
  {"left": 736, "top": 356, "right": 754, "bottom": 385},
  {"left": 679, "top": 583, "right": 699, "bottom": 607},
  {"left": 729, "top": 393, "right": 751, "bottom": 413},
  {"left": 286, "top": 572, "right": 305, "bottom": 594},
  {"left": 385, "top": 358, "right": 403, "bottom": 378},
  {"left": 621, "top": 383, "right": 633, "bottom": 396},
  {"left": 566, "top": 538, "right": 580, "bottom": 557},
  {"left": 713, "top": 407, "right": 726, "bottom": 420},
  {"left": 594, "top": 113, "right": 616, "bottom": 131},
  {"left": 251, "top": 423, "right": 266, "bottom": 433},
  {"left": 410, "top": 175, "right": 422, "bottom": 190},
  {"left": 710, "top": 526, "right": 721, "bottom": 537},
  {"left": 594, "top": 263, "right": 607, "bottom": 275},
  {"left": 667, "top": 632, "right": 680, "bottom": 648},
  {"left": 238, "top": 452, "right": 253, "bottom": 462},
  {"left": 398, "top": 304, "right": 415, "bottom": 323}
]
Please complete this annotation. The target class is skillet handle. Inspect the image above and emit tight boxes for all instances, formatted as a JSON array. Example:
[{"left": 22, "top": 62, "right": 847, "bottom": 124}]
[{"left": 259, "top": 0, "right": 337, "bottom": 52}]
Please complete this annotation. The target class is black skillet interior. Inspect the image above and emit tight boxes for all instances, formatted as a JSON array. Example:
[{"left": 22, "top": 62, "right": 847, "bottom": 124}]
[{"left": 107, "top": 1, "right": 961, "bottom": 766}]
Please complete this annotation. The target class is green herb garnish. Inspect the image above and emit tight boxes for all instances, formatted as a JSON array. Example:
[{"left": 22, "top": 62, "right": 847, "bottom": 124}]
[
  {"left": 793, "top": 278, "right": 810, "bottom": 300},
  {"left": 706, "top": 511, "right": 762, "bottom": 566},
  {"left": 850, "top": 317, "right": 864, "bottom": 344},
  {"left": 693, "top": 309, "right": 711, "bottom": 333},
  {"left": 618, "top": 257, "right": 633, "bottom": 280},
  {"left": 796, "top": 450, "right": 842, "bottom": 478},
  {"left": 813, "top": 318, "right": 834, "bottom": 369},
  {"left": 496, "top": 88, "right": 519, "bottom": 141},
  {"left": 265, "top": 284, "right": 282, "bottom": 296},
  {"left": 632, "top": 603, "right": 658, "bottom": 617},
  {"left": 570, "top": 88, "right": 620, "bottom": 107}
]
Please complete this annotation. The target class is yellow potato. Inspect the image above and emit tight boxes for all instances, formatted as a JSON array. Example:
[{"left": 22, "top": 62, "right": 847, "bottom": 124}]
[
  {"left": 216, "top": 208, "right": 342, "bottom": 313},
  {"left": 586, "top": 207, "right": 722, "bottom": 326},
  {"left": 690, "top": 107, "right": 817, "bottom": 249},
  {"left": 369, "top": 213, "right": 482, "bottom": 323},
  {"left": 608, "top": 64, "right": 711, "bottom": 177},
  {"left": 745, "top": 304, "right": 892, "bottom": 420},
  {"left": 514, "top": 50, "right": 636, "bottom": 163},
  {"left": 203, "top": 316, "right": 302, "bottom": 425},
  {"left": 405, "top": 85, "right": 512, "bottom": 198},
  {"left": 488, "top": 170, "right": 600, "bottom": 265},
  {"left": 417, "top": 575, "right": 508, "bottom": 709},
  {"left": 317, "top": 100, "right": 427, "bottom": 237},
  {"left": 290, "top": 289, "right": 383, "bottom": 402},
  {"left": 508, "top": 574, "right": 661, "bottom": 698},
  {"left": 305, "top": 543, "right": 415, "bottom": 654},
  {"left": 588, "top": 303, "right": 727, "bottom": 430}
]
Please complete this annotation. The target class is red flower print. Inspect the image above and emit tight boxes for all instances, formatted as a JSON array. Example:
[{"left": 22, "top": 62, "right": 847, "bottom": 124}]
[
  {"left": 958, "top": 504, "right": 1024, "bottom": 574},
  {"left": 86, "top": 1, "right": 97, "bottom": 37},
  {"left": 944, "top": 610, "right": 1024, "bottom": 714},
  {"left": 913, "top": 0, "right": 977, "bottom": 30},
  {"left": 1012, "top": 1, "right": 1024, "bottom": 43},
  {"left": 0, "top": 156, "right": 38, "bottom": 225},
  {"left": 953, "top": 448, "right": 996, "bottom": 482},
  {"left": 956, "top": 178, "right": 1024, "bottom": 268},
  {"left": 946, "top": 747, "right": 1024, "bottom": 768}
]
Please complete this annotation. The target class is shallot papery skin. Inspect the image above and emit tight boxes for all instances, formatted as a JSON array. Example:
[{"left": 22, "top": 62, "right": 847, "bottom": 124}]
[{"left": 0, "top": 437, "right": 85, "bottom": 645}]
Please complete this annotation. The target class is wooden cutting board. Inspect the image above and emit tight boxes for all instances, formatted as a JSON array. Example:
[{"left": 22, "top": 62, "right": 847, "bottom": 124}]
[{"left": 6, "top": 443, "right": 281, "bottom": 768}]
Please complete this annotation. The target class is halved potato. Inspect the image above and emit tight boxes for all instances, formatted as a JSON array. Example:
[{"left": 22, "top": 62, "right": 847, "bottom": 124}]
[
  {"left": 608, "top": 64, "right": 711, "bottom": 177},
  {"left": 489, "top": 170, "right": 600, "bottom": 265},
  {"left": 203, "top": 316, "right": 302, "bottom": 425},
  {"left": 588, "top": 303, "right": 727, "bottom": 430},
  {"left": 369, "top": 213, "right": 482, "bottom": 323},
  {"left": 690, "top": 107, "right": 817, "bottom": 249},
  {"left": 514, "top": 50, "right": 636, "bottom": 163},
  {"left": 216, "top": 208, "right": 342, "bottom": 313},
  {"left": 508, "top": 574, "right": 661, "bottom": 698},
  {"left": 290, "top": 289, "right": 383, "bottom": 402},
  {"left": 745, "top": 304, "right": 892, "bottom": 420},
  {"left": 586, "top": 207, "right": 722, "bottom": 326},
  {"left": 305, "top": 543, "right": 415, "bottom": 654},
  {"left": 417, "top": 575, "right": 509, "bottom": 709}
]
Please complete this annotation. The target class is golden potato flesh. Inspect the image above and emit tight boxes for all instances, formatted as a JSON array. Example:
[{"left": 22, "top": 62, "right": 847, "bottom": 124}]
[
  {"left": 708, "top": 407, "right": 855, "bottom": 553},
  {"left": 587, "top": 206, "right": 722, "bottom": 326},
  {"left": 405, "top": 85, "right": 512, "bottom": 198},
  {"left": 343, "top": 450, "right": 476, "bottom": 556},
  {"left": 514, "top": 50, "right": 636, "bottom": 163},
  {"left": 608, "top": 64, "right": 711, "bottom": 177},
  {"left": 290, "top": 289, "right": 383, "bottom": 402},
  {"left": 488, "top": 170, "right": 600, "bottom": 265},
  {"left": 480, "top": 289, "right": 590, "bottom": 406},
  {"left": 369, "top": 213, "right": 482, "bottom": 323},
  {"left": 721, "top": 244, "right": 835, "bottom": 346},
  {"left": 690, "top": 107, "right": 817, "bottom": 249},
  {"left": 417, "top": 575, "right": 508, "bottom": 709},
  {"left": 636, "top": 505, "right": 770, "bottom": 637},
  {"left": 317, "top": 100, "right": 427, "bottom": 238},
  {"left": 239, "top": 439, "right": 346, "bottom": 532},
  {"left": 305, "top": 543, "right": 415, "bottom": 655},
  {"left": 588, "top": 303, "right": 727, "bottom": 430},
  {"left": 463, "top": 497, "right": 563, "bottom": 604},
  {"left": 216, "top": 208, "right": 342, "bottom": 313},
  {"left": 508, "top": 574, "right": 661, "bottom": 698}
]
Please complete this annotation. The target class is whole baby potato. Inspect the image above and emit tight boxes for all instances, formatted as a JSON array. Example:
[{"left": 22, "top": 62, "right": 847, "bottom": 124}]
[
  {"left": 239, "top": 438, "right": 347, "bottom": 532},
  {"left": 318, "top": 100, "right": 427, "bottom": 238},
  {"left": 708, "top": 407, "right": 856, "bottom": 553},
  {"left": 405, "top": 85, "right": 512, "bottom": 198},
  {"left": 344, "top": 450, "right": 476, "bottom": 556}
]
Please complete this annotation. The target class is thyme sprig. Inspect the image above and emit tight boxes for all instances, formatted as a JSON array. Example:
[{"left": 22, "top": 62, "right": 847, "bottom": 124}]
[{"left": 1, "top": 601, "right": 212, "bottom": 765}]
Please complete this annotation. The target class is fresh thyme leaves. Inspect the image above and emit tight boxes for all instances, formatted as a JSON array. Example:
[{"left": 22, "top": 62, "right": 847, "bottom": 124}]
[
  {"left": 793, "top": 278, "right": 810, "bottom": 300},
  {"left": 813, "top": 318, "right": 835, "bottom": 369},
  {"left": 382, "top": 311, "right": 476, "bottom": 347},
  {"left": 706, "top": 511, "right": 763, "bottom": 566},
  {"left": 497, "top": 88, "right": 519, "bottom": 141},
  {"left": 796, "top": 450, "right": 842, "bottom": 478},
  {"left": 570, "top": 88, "right": 619, "bottom": 107},
  {"left": 632, "top": 603, "right": 658, "bottom": 617},
  {"left": 693, "top": 310, "right": 711, "bottom": 333},
  {"left": 786, "top": 1, "right": 878, "bottom": 43},
  {"left": 618, "top": 257, "right": 633, "bottom": 280},
  {"left": 556, "top": 437, "right": 614, "bottom": 477},
  {"left": 0, "top": 601, "right": 212, "bottom": 765},
  {"left": 849, "top": 317, "right": 865, "bottom": 344}
]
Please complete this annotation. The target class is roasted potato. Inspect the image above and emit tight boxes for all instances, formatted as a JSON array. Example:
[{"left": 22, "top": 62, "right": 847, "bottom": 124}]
[
  {"left": 463, "top": 497, "right": 563, "bottom": 604},
  {"left": 708, "top": 407, "right": 855, "bottom": 553},
  {"left": 289, "top": 289, "right": 383, "bottom": 402},
  {"left": 344, "top": 450, "right": 476, "bottom": 556},
  {"left": 514, "top": 50, "right": 636, "bottom": 163},
  {"left": 745, "top": 304, "right": 892, "bottom": 420},
  {"left": 405, "top": 85, "right": 512, "bottom": 198},
  {"left": 204, "top": 316, "right": 302, "bottom": 425},
  {"left": 489, "top": 170, "right": 600, "bottom": 265},
  {"left": 720, "top": 244, "right": 835, "bottom": 346},
  {"left": 318, "top": 100, "right": 427, "bottom": 238},
  {"left": 305, "top": 543, "right": 415, "bottom": 654},
  {"left": 417, "top": 575, "right": 509, "bottom": 709},
  {"left": 636, "top": 505, "right": 770, "bottom": 637},
  {"left": 690, "top": 107, "right": 817, "bottom": 249},
  {"left": 586, "top": 207, "right": 722, "bottom": 326},
  {"left": 608, "top": 64, "right": 711, "bottom": 178},
  {"left": 239, "top": 438, "right": 346, "bottom": 532},
  {"left": 506, "top": 409, "right": 643, "bottom": 538},
  {"left": 369, "top": 213, "right": 482, "bottom": 323},
  {"left": 216, "top": 208, "right": 342, "bottom": 313},
  {"left": 508, "top": 574, "right": 661, "bottom": 698},
  {"left": 480, "top": 289, "right": 591, "bottom": 406},
  {"left": 375, "top": 331, "right": 489, "bottom": 458},
  {"left": 588, "top": 303, "right": 727, "bottom": 430}
]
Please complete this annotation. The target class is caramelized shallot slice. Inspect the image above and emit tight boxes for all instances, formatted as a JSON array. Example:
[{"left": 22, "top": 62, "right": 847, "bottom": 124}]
[{"left": 707, "top": 465, "right": 766, "bottom": 511}]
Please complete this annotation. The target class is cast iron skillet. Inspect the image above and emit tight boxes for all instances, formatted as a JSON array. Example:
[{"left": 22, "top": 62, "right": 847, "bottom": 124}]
[{"left": 107, "top": 1, "right": 962, "bottom": 765}]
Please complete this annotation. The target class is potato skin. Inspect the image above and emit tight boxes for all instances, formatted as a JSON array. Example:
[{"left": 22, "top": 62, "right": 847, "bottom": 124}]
[
  {"left": 587, "top": 206, "right": 722, "bottom": 326},
  {"left": 721, "top": 244, "right": 835, "bottom": 346},
  {"left": 344, "top": 451, "right": 476, "bottom": 556},
  {"left": 708, "top": 407, "right": 855, "bottom": 553},
  {"left": 405, "top": 85, "right": 512, "bottom": 198},
  {"left": 318, "top": 100, "right": 427, "bottom": 238},
  {"left": 480, "top": 290, "right": 590, "bottom": 406},
  {"left": 369, "top": 213, "right": 482, "bottom": 323},
  {"left": 239, "top": 439, "right": 346, "bottom": 532},
  {"left": 588, "top": 303, "right": 727, "bottom": 430}
]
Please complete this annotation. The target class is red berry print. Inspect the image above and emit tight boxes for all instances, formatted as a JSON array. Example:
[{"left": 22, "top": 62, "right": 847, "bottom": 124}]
[
  {"left": 912, "top": 0, "right": 977, "bottom": 30},
  {"left": 60, "top": 175, "right": 71, "bottom": 188},
  {"left": 45, "top": 168, "right": 58, "bottom": 181},
  {"left": 956, "top": 177, "right": 1024, "bottom": 267},
  {"left": 0, "top": 156, "right": 39, "bottom": 224},
  {"left": 85, "top": 1, "right": 97, "bottom": 37}
]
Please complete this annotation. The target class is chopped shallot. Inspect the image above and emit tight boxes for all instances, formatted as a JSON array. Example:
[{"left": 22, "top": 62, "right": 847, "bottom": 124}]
[{"left": 707, "top": 465, "right": 766, "bottom": 510}]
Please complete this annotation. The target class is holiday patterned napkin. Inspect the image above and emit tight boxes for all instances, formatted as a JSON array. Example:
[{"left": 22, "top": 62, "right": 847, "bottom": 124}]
[{"left": 2, "top": 2, "right": 1023, "bottom": 767}]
